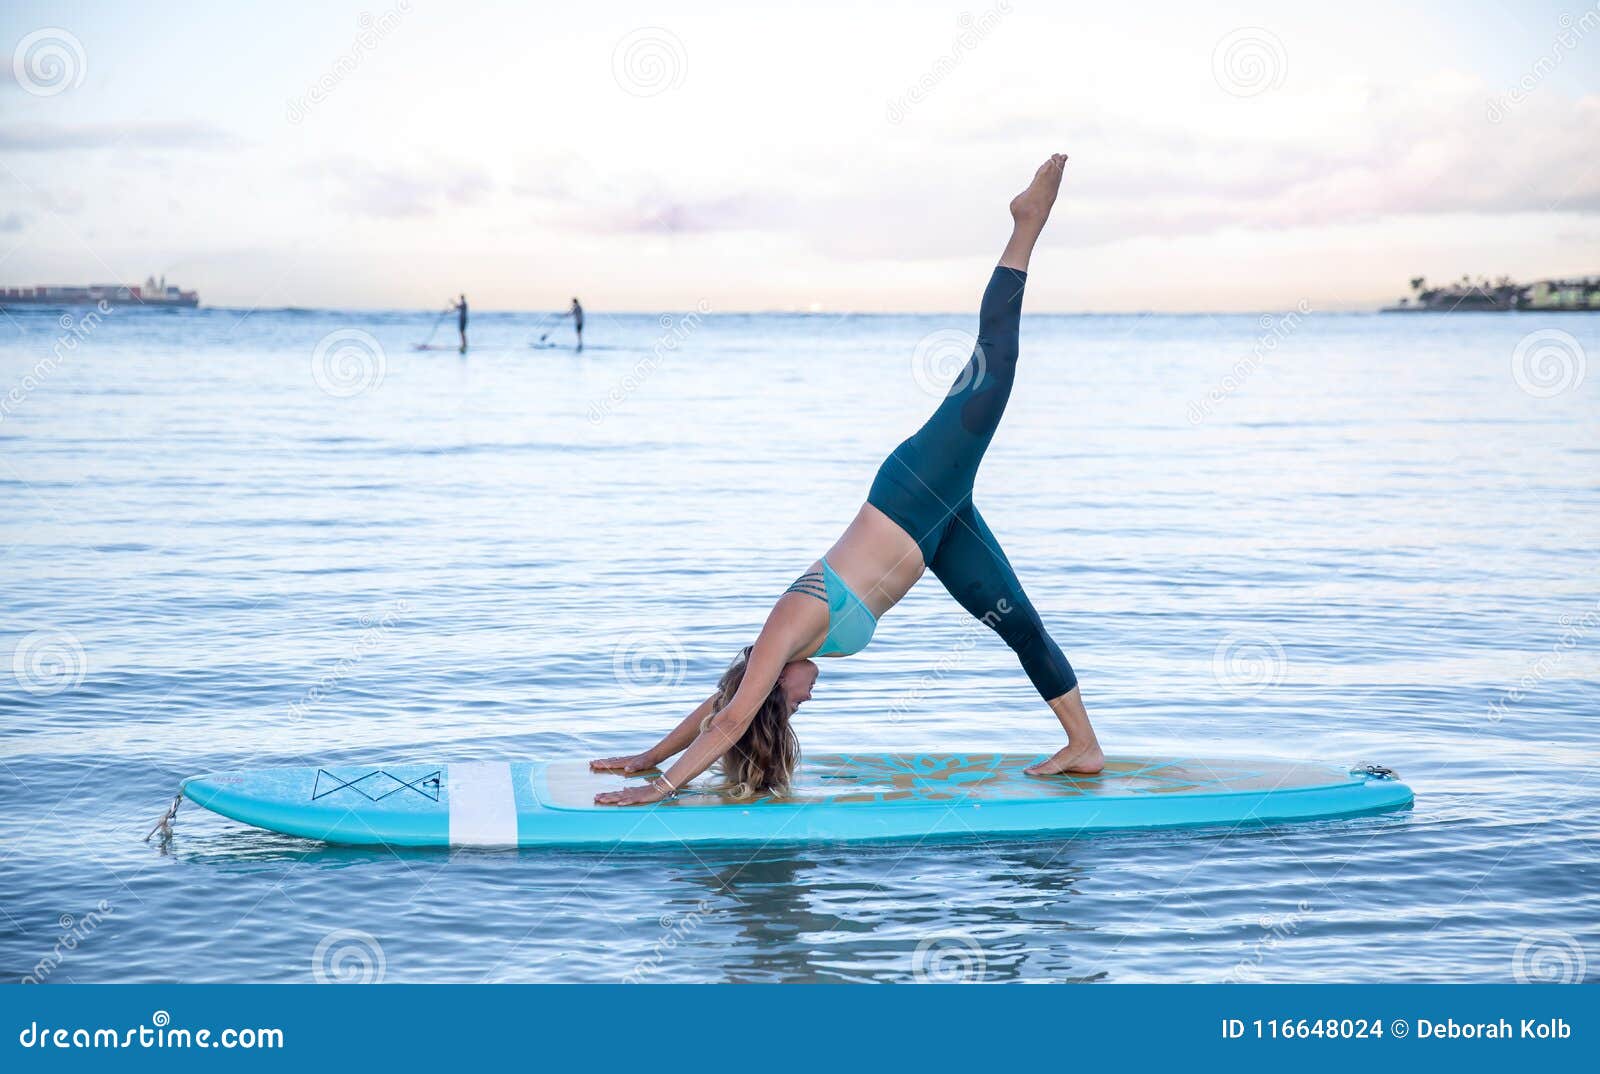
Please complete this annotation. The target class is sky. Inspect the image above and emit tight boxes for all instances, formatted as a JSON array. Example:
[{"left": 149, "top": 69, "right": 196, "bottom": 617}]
[{"left": 1, "top": 0, "right": 1597, "bottom": 312}]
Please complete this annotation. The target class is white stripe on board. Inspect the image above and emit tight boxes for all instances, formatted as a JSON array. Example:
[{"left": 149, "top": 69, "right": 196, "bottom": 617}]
[{"left": 447, "top": 762, "right": 518, "bottom": 847}]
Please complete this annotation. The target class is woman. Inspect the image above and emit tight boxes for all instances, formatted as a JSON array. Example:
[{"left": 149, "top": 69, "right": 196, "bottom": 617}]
[{"left": 591, "top": 154, "right": 1102, "bottom": 806}]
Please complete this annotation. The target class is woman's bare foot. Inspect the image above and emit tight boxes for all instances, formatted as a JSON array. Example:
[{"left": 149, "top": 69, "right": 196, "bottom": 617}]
[
  {"left": 1009, "top": 153, "right": 1067, "bottom": 227},
  {"left": 1021, "top": 685, "right": 1103, "bottom": 776},
  {"left": 1000, "top": 153, "right": 1067, "bottom": 271},
  {"left": 1025, "top": 741, "right": 1105, "bottom": 777}
]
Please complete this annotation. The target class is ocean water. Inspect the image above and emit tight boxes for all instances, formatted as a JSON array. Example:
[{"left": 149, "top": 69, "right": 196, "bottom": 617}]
[{"left": 1, "top": 298, "right": 1596, "bottom": 984}]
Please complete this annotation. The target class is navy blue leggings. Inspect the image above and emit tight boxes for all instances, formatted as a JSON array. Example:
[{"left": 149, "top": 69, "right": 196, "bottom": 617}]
[{"left": 867, "top": 266, "right": 1077, "bottom": 701}]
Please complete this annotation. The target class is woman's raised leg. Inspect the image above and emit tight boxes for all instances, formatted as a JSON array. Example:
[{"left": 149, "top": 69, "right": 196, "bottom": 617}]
[{"left": 865, "top": 155, "right": 1070, "bottom": 565}]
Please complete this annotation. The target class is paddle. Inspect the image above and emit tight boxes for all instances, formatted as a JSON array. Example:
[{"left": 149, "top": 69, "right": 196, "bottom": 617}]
[{"left": 414, "top": 305, "right": 452, "bottom": 350}]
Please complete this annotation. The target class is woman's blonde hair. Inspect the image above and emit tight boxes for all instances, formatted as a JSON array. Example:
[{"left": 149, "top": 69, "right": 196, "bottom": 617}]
[{"left": 701, "top": 646, "right": 800, "bottom": 800}]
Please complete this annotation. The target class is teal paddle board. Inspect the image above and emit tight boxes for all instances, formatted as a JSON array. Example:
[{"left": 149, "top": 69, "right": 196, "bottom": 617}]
[{"left": 178, "top": 754, "right": 1412, "bottom": 848}]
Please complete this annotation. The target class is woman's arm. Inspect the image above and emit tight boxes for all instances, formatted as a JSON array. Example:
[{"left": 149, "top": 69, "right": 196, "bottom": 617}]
[
  {"left": 589, "top": 693, "right": 715, "bottom": 773},
  {"left": 595, "top": 599, "right": 814, "bottom": 805},
  {"left": 656, "top": 639, "right": 785, "bottom": 787}
]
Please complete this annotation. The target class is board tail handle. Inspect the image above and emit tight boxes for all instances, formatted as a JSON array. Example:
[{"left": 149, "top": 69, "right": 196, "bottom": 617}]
[{"left": 1353, "top": 763, "right": 1400, "bottom": 781}]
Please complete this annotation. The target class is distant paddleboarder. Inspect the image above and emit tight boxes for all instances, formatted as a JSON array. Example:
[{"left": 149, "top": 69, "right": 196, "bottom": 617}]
[
  {"left": 453, "top": 294, "right": 468, "bottom": 353},
  {"left": 566, "top": 297, "right": 584, "bottom": 351}
]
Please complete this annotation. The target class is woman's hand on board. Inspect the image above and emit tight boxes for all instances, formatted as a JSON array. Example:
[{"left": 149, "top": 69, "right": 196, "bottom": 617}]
[
  {"left": 593, "top": 781, "right": 672, "bottom": 807},
  {"left": 589, "top": 753, "right": 656, "bottom": 774}
]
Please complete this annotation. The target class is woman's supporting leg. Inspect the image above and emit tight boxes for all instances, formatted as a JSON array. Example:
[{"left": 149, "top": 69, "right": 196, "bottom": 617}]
[
  {"left": 928, "top": 502, "right": 1101, "bottom": 773},
  {"left": 929, "top": 502, "right": 1074, "bottom": 697}
]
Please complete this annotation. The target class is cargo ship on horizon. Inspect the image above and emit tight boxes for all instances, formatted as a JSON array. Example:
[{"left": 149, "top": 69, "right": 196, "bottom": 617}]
[{"left": 0, "top": 275, "right": 199, "bottom": 309}]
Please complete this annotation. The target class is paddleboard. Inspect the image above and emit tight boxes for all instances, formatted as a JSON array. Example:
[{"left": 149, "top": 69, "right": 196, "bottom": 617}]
[{"left": 178, "top": 754, "right": 1412, "bottom": 848}]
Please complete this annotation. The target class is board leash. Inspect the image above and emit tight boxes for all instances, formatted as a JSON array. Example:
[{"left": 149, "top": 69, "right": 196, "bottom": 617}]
[{"left": 144, "top": 787, "right": 185, "bottom": 843}]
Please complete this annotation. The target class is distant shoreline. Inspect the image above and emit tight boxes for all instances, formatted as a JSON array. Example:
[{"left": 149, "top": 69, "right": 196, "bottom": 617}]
[
  {"left": 1381, "top": 305, "right": 1596, "bottom": 314},
  {"left": 1384, "top": 275, "right": 1599, "bottom": 314},
  {"left": 3, "top": 302, "right": 1599, "bottom": 318}
]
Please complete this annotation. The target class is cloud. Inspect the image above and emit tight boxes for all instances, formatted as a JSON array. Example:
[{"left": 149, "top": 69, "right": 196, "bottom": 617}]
[
  {"left": 0, "top": 121, "right": 235, "bottom": 151},
  {"left": 510, "top": 153, "right": 763, "bottom": 234},
  {"left": 0, "top": 183, "right": 86, "bottom": 217},
  {"left": 795, "top": 80, "right": 1600, "bottom": 259},
  {"left": 611, "top": 193, "right": 759, "bottom": 234},
  {"left": 324, "top": 160, "right": 493, "bottom": 219}
]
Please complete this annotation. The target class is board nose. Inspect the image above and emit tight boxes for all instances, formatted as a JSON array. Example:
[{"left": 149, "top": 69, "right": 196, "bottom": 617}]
[{"left": 180, "top": 772, "right": 242, "bottom": 812}]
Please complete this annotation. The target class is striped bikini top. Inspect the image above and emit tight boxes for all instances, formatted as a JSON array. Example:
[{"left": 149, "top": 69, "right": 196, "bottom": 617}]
[{"left": 785, "top": 558, "right": 878, "bottom": 657}]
